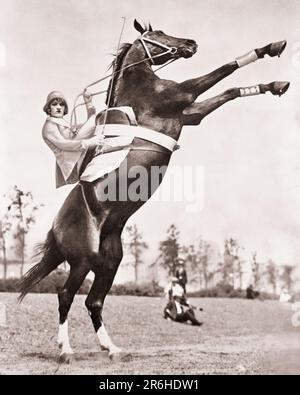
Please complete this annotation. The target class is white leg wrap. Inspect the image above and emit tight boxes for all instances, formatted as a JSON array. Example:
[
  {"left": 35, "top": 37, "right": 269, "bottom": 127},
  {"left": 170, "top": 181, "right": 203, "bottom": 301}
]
[
  {"left": 57, "top": 320, "right": 73, "bottom": 354},
  {"left": 97, "top": 324, "right": 121, "bottom": 355},
  {"left": 239, "top": 85, "right": 261, "bottom": 97},
  {"left": 236, "top": 50, "right": 258, "bottom": 68}
]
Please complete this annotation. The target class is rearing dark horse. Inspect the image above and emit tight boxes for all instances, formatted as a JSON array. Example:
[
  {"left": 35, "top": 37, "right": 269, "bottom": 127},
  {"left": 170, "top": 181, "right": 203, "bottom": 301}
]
[{"left": 19, "top": 20, "right": 289, "bottom": 362}]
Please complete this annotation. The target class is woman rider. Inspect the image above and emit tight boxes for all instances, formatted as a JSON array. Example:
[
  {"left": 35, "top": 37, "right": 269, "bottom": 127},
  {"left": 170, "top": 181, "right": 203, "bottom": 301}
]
[{"left": 42, "top": 90, "right": 104, "bottom": 188}]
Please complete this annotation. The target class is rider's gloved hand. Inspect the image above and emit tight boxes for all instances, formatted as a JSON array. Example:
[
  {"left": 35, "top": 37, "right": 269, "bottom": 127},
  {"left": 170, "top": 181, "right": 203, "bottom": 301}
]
[
  {"left": 97, "top": 134, "right": 105, "bottom": 147},
  {"left": 83, "top": 89, "right": 96, "bottom": 118},
  {"left": 83, "top": 89, "right": 93, "bottom": 105},
  {"left": 81, "top": 134, "right": 105, "bottom": 149}
]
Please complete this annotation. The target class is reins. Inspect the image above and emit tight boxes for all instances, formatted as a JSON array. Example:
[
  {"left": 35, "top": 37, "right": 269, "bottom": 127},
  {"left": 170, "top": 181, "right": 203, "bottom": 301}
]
[
  {"left": 99, "top": 17, "right": 127, "bottom": 149},
  {"left": 70, "top": 28, "right": 178, "bottom": 134}
]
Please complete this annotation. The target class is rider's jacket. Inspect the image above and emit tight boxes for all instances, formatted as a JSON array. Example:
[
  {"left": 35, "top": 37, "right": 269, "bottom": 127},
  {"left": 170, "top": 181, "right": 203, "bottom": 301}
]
[{"left": 42, "top": 116, "right": 95, "bottom": 188}]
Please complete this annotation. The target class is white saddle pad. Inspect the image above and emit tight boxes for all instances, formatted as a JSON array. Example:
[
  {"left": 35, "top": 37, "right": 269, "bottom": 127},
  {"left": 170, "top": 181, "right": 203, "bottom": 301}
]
[
  {"left": 80, "top": 136, "right": 133, "bottom": 182},
  {"left": 79, "top": 124, "right": 178, "bottom": 183}
]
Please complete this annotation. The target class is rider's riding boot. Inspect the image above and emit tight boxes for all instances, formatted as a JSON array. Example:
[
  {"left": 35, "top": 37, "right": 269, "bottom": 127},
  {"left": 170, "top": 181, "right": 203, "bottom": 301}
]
[
  {"left": 186, "top": 310, "right": 203, "bottom": 326},
  {"left": 191, "top": 319, "right": 203, "bottom": 326}
]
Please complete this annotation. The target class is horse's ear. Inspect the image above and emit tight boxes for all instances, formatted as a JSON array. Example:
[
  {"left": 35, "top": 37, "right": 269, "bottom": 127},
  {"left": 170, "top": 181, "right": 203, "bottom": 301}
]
[
  {"left": 148, "top": 23, "right": 153, "bottom": 32},
  {"left": 134, "top": 19, "right": 145, "bottom": 34}
]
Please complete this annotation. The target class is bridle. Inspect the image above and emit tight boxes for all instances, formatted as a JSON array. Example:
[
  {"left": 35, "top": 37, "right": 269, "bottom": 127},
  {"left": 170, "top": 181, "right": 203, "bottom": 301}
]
[
  {"left": 138, "top": 31, "right": 178, "bottom": 64},
  {"left": 70, "top": 31, "right": 179, "bottom": 132}
]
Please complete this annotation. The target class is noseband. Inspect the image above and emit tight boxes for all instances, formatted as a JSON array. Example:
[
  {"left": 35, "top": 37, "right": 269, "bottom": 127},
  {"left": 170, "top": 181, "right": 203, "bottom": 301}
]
[{"left": 138, "top": 32, "right": 178, "bottom": 64}]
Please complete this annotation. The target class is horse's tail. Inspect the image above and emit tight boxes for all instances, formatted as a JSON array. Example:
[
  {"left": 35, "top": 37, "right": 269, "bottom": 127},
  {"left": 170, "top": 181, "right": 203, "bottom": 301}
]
[{"left": 18, "top": 229, "right": 64, "bottom": 302}]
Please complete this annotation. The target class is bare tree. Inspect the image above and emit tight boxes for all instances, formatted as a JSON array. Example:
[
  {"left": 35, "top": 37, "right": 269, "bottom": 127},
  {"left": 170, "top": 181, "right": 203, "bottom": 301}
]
[
  {"left": 228, "top": 239, "right": 244, "bottom": 289},
  {"left": 265, "top": 259, "right": 278, "bottom": 294},
  {"left": 217, "top": 238, "right": 244, "bottom": 288},
  {"left": 251, "top": 251, "right": 261, "bottom": 289},
  {"left": 207, "top": 271, "right": 216, "bottom": 288},
  {"left": 235, "top": 256, "right": 245, "bottom": 289},
  {"left": 280, "top": 265, "right": 295, "bottom": 293},
  {"left": 0, "top": 211, "right": 12, "bottom": 281},
  {"left": 198, "top": 239, "right": 212, "bottom": 290},
  {"left": 183, "top": 244, "right": 202, "bottom": 288},
  {"left": 184, "top": 238, "right": 214, "bottom": 290},
  {"left": 7, "top": 186, "right": 43, "bottom": 277},
  {"left": 158, "top": 224, "right": 180, "bottom": 276},
  {"left": 124, "top": 224, "right": 148, "bottom": 283},
  {"left": 220, "top": 239, "right": 235, "bottom": 286},
  {"left": 200, "top": 240, "right": 212, "bottom": 290}
]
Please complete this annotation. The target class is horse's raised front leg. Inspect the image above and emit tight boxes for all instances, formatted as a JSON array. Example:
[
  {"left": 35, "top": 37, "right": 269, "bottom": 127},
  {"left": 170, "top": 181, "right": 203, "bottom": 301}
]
[
  {"left": 85, "top": 229, "right": 123, "bottom": 360},
  {"left": 178, "top": 40, "right": 287, "bottom": 100},
  {"left": 182, "top": 81, "right": 290, "bottom": 125},
  {"left": 57, "top": 263, "right": 90, "bottom": 363}
]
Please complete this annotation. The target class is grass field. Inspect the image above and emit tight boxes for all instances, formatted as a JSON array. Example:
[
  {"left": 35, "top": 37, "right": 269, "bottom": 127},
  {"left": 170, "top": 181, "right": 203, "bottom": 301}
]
[{"left": 0, "top": 293, "right": 299, "bottom": 375}]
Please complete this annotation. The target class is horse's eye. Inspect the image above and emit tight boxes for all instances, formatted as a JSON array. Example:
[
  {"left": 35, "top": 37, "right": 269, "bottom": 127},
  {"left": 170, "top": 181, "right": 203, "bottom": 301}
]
[{"left": 156, "top": 30, "right": 163, "bottom": 34}]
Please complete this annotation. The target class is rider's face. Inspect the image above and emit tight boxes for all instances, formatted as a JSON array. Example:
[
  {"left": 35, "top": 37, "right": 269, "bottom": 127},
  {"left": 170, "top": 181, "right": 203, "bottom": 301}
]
[{"left": 50, "top": 99, "right": 65, "bottom": 118}]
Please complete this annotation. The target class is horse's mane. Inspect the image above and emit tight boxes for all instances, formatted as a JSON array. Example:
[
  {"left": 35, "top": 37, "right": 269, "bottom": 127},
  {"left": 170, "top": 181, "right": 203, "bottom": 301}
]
[{"left": 105, "top": 43, "right": 132, "bottom": 107}]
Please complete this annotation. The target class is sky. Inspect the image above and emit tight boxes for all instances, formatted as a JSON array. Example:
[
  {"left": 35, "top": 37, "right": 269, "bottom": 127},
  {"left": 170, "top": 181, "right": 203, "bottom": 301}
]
[{"left": 1, "top": 0, "right": 300, "bottom": 271}]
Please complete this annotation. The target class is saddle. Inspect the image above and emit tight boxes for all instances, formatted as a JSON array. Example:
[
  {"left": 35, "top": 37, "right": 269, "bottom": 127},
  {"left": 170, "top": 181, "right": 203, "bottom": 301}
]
[
  {"left": 79, "top": 107, "right": 135, "bottom": 176},
  {"left": 95, "top": 106, "right": 137, "bottom": 126},
  {"left": 79, "top": 107, "right": 176, "bottom": 179}
]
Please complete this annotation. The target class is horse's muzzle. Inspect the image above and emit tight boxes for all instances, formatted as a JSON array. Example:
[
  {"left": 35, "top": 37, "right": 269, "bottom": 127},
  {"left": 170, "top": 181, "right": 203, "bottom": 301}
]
[
  {"left": 177, "top": 39, "right": 197, "bottom": 58},
  {"left": 180, "top": 44, "right": 198, "bottom": 58}
]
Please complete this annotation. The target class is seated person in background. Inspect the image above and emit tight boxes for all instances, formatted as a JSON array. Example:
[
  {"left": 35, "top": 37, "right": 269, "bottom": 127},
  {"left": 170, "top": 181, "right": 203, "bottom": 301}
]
[
  {"left": 246, "top": 284, "right": 260, "bottom": 300},
  {"left": 163, "top": 277, "right": 202, "bottom": 326}
]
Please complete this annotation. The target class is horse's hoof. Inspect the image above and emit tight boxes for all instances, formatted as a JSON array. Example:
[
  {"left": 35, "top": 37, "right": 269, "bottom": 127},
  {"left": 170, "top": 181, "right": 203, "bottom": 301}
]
[
  {"left": 59, "top": 352, "right": 73, "bottom": 364},
  {"left": 109, "top": 348, "right": 123, "bottom": 362},
  {"left": 269, "top": 81, "right": 290, "bottom": 96},
  {"left": 110, "top": 351, "right": 133, "bottom": 362},
  {"left": 269, "top": 40, "right": 287, "bottom": 58},
  {"left": 100, "top": 345, "right": 109, "bottom": 351},
  {"left": 109, "top": 352, "right": 122, "bottom": 362}
]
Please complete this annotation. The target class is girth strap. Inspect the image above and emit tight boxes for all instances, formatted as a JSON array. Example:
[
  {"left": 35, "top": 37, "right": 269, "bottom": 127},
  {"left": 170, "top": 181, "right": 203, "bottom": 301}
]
[
  {"left": 96, "top": 143, "right": 171, "bottom": 158},
  {"left": 101, "top": 124, "right": 179, "bottom": 152}
]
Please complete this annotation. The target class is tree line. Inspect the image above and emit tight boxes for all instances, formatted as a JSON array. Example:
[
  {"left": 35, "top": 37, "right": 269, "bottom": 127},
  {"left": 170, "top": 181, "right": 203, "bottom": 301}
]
[
  {"left": 123, "top": 224, "right": 297, "bottom": 295},
  {"left": 0, "top": 187, "right": 296, "bottom": 295}
]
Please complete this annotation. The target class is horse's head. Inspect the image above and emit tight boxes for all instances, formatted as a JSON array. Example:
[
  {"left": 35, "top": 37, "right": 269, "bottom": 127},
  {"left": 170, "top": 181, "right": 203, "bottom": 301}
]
[{"left": 133, "top": 19, "right": 197, "bottom": 65}]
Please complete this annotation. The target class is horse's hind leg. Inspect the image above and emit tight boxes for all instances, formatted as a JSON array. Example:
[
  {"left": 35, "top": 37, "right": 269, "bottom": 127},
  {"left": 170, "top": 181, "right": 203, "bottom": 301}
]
[
  {"left": 183, "top": 81, "right": 290, "bottom": 125},
  {"left": 57, "top": 262, "right": 90, "bottom": 363},
  {"left": 86, "top": 275, "right": 122, "bottom": 359},
  {"left": 85, "top": 230, "right": 123, "bottom": 359},
  {"left": 183, "top": 88, "right": 240, "bottom": 125}
]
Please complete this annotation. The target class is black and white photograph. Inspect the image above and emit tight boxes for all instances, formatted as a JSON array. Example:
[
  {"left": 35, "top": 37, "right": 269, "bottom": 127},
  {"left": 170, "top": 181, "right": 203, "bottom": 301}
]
[{"left": 0, "top": 0, "right": 300, "bottom": 376}]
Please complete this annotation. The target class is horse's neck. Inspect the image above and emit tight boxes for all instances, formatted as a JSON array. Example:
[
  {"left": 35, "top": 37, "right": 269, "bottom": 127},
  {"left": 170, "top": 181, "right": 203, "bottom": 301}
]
[
  {"left": 113, "top": 43, "right": 183, "bottom": 141},
  {"left": 113, "top": 44, "right": 156, "bottom": 106},
  {"left": 123, "top": 44, "right": 154, "bottom": 76}
]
